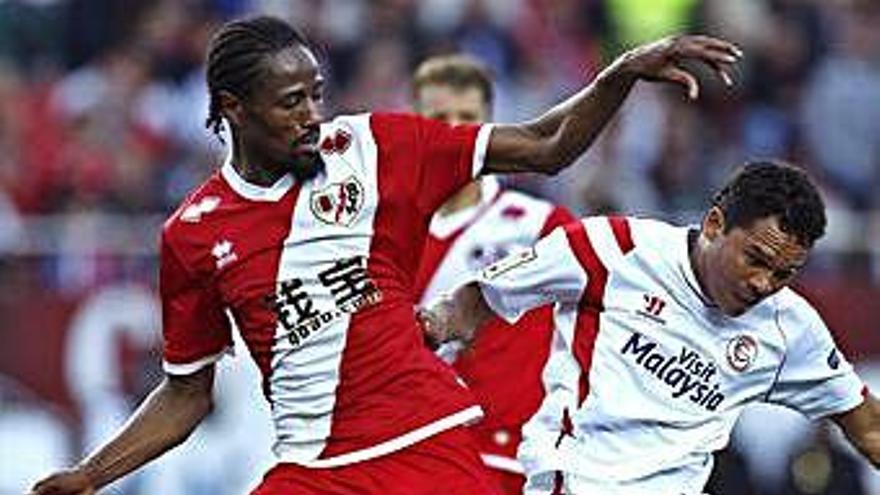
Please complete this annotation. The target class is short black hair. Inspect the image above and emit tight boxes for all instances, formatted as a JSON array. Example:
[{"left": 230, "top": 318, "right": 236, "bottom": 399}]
[
  {"left": 712, "top": 160, "right": 826, "bottom": 247},
  {"left": 205, "top": 16, "right": 310, "bottom": 140}
]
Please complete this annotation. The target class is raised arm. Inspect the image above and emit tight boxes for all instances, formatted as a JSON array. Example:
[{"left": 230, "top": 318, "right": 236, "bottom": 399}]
[
  {"left": 484, "top": 35, "right": 742, "bottom": 174},
  {"left": 833, "top": 394, "right": 880, "bottom": 467},
  {"left": 30, "top": 366, "right": 216, "bottom": 495}
]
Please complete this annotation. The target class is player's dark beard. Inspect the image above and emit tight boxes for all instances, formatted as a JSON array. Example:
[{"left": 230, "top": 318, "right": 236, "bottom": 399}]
[
  {"left": 286, "top": 131, "right": 325, "bottom": 182},
  {"left": 287, "top": 149, "right": 325, "bottom": 182}
]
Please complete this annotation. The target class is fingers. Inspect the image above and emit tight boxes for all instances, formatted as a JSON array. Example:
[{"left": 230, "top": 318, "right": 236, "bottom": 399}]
[
  {"left": 673, "top": 36, "right": 741, "bottom": 90},
  {"left": 659, "top": 66, "right": 700, "bottom": 100},
  {"left": 679, "top": 34, "right": 743, "bottom": 59}
]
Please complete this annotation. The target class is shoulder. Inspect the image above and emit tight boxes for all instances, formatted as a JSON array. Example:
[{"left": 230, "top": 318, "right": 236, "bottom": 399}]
[
  {"left": 494, "top": 189, "right": 557, "bottom": 223},
  {"left": 772, "top": 288, "right": 828, "bottom": 342},
  {"left": 163, "top": 172, "right": 225, "bottom": 234},
  {"left": 759, "top": 287, "right": 843, "bottom": 363},
  {"left": 161, "top": 171, "right": 231, "bottom": 261}
]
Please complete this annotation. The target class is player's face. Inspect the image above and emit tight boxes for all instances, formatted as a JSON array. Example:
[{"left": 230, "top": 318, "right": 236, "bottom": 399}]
[
  {"left": 233, "top": 45, "right": 325, "bottom": 180},
  {"left": 415, "top": 84, "right": 489, "bottom": 125},
  {"left": 700, "top": 208, "right": 809, "bottom": 317}
]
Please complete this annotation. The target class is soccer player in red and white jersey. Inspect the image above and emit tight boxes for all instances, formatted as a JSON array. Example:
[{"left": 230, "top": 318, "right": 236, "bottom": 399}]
[
  {"left": 411, "top": 54, "right": 575, "bottom": 494},
  {"left": 425, "top": 161, "right": 880, "bottom": 494},
  {"left": 29, "top": 16, "right": 741, "bottom": 495}
]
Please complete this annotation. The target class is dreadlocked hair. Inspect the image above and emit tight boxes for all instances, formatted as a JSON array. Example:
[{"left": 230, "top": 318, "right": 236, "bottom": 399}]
[
  {"left": 205, "top": 16, "right": 309, "bottom": 142},
  {"left": 712, "top": 160, "right": 826, "bottom": 247}
]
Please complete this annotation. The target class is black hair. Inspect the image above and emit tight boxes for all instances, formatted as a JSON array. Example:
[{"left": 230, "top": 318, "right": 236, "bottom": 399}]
[
  {"left": 205, "top": 16, "right": 310, "bottom": 141},
  {"left": 712, "top": 160, "right": 826, "bottom": 247}
]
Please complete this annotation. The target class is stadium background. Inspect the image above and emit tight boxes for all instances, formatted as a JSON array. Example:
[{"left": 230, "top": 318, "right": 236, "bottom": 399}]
[{"left": 0, "top": 0, "right": 878, "bottom": 493}]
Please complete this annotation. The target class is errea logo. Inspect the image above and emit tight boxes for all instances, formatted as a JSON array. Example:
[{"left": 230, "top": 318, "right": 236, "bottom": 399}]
[{"left": 211, "top": 239, "right": 238, "bottom": 269}]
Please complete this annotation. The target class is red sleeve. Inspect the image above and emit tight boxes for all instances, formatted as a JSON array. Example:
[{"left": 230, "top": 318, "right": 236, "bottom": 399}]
[
  {"left": 539, "top": 205, "right": 578, "bottom": 238},
  {"left": 370, "top": 113, "right": 486, "bottom": 215},
  {"left": 160, "top": 231, "right": 232, "bottom": 373}
]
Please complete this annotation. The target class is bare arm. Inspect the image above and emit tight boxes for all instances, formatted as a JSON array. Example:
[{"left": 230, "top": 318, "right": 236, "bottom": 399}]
[
  {"left": 30, "top": 365, "right": 216, "bottom": 495},
  {"left": 832, "top": 394, "right": 880, "bottom": 467},
  {"left": 484, "top": 35, "right": 742, "bottom": 174},
  {"left": 418, "top": 281, "right": 496, "bottom": 349}
]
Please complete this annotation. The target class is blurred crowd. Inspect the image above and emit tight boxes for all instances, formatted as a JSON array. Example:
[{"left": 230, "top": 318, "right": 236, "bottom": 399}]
[{"left": 1, "top": 0, "right": 879, "bottom": 494}]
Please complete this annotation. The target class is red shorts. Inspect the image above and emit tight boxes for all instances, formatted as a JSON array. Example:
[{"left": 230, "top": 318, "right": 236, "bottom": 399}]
[
  {"left": 488, "top": 468, "right": 525, "bottom": 495},
  {"left": 251, "top": 426, "right": 503, "bottom": 495}
]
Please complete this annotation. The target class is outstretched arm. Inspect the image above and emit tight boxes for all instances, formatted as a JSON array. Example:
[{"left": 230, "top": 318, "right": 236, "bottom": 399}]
[
  {"left": 833, "top": 393, "right": 880, "bottom": 467},
  {"left": 485, "top": 35, "right": 742, "bottom": 174},
  {"left": 30, "top": 366, "right": 216, "bottom": 495}
]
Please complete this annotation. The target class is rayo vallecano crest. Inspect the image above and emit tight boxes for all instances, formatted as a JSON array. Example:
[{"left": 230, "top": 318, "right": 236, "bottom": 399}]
[{"left": 310, "top": 176, "right": 365, "bottom": 227}]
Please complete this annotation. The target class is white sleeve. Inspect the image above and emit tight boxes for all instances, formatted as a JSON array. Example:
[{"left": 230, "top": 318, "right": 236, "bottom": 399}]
[
  {"left": 477, "top": 226, "right": 588, "bottom": 324},
  {"left": 767, "top": 294, "right": 865, "bottom": 420}
]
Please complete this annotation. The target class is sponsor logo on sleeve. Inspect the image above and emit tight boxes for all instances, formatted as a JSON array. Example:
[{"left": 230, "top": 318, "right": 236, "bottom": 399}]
[
  {"left": 827, "top": 348, "right": 841, "bottom": 370},
  {"left": 181, "top": 196, "right": 220, "bottom": 223},
  {"left": 483, "top": 247, "right": 537, "bottom": 280}
]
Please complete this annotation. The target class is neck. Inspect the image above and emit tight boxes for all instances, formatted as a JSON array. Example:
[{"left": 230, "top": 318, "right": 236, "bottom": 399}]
[
  {"left": 231, "top": 141, "right": 288, "bottom": 187},
  {"left": 688, "top": 229, "right": 714, "bottom": 303},
  {"left": 437, "top": 181, "right": 483, "bottom": 216}
]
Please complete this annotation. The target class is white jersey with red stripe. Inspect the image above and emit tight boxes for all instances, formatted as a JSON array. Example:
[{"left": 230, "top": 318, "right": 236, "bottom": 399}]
[
  {"left": 477, "top": 216, "right": 865, "bottom": 494},
  {"left": 413, "top": 176, "right": 574, "bottom": 475},
  {"left": 159, "top": 113, "right": 493, "bottom": 468}
]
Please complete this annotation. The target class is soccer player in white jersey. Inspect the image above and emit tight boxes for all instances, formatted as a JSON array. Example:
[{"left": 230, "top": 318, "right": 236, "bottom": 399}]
[
  {"left": 29, "top": 15, "right": 741, "bottom": 495},
  {"left": 422, "top": 161, "right": 880, "bottom": 495},
  {"left": 411, "top": 54, "right": 576, "bottom": 494}
]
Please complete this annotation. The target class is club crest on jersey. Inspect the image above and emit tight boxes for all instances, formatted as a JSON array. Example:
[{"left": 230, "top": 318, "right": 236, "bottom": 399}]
[
  {"left": 726, "top": 334, "right": 758, "bottom": 372},
  {"left": 310, "top": 176, "right": 364, "bottom": 227}
]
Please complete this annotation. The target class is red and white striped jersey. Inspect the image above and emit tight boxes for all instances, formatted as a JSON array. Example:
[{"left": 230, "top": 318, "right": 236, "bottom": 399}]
[
  {"left": 159, "top": 113, "right": 492, "bottom": 467},
  {"left": 414, "top": 176, "right": 574, "bottom": 474},
  {"left": 478, "top": 216, "right": 865, "bottom": 494}
]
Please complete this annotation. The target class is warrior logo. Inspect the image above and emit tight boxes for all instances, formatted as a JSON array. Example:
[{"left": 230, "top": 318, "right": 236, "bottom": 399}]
[
  {"left": 310, "top": 176, "right": 365, "bottom": 227},
  {"left": 726, "top": 334, "right": 758, "bottom": 372}
]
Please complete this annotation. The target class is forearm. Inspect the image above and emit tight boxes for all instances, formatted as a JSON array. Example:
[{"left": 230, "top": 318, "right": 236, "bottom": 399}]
[
  {"left": 526, "top": 59, "right": 637, "bottom": 153},
  {"left": 835, "top": 395, "right": 880, "bottom": 468},
  {"left": 485, "top": 59, "right": 637, "bottom": 174},
  {"left": 78, "top": 374, "right": 213, "bottom": 489},
  {"left": 484, "top": 35, "right": 742, "bottom": 175}
]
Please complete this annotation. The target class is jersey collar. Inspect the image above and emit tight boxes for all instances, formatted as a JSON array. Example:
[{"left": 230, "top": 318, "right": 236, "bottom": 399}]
[{"left": 220, "top": 156, "right": 295, "bottom": 202}]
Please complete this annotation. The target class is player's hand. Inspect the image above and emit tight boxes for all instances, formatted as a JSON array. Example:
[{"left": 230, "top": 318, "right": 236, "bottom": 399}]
[
  {"left": 29, "top": 468, "right": 96, "bottom": 495},
  {"left": 416, "top": 297, "right": 478, "bottom": 350},
  {"left": 615, "top": 34, "right": 743, "bottom": 100},
  {"left": 417, "top": 305, "right": 452, "bottom": 350}
]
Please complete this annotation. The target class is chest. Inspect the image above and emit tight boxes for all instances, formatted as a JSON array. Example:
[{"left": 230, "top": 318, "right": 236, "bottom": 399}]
[{"left": 585, "top": 268, "right": 786, "bottom": 418}]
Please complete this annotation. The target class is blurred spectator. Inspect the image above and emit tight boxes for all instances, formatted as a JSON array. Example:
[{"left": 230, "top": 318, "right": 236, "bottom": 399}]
[
  {"left": 800, "top": 3, "right": 880, "bottom": 212},
  {"left": 0, "top": 375, "right": 71, "bottom": 495}
]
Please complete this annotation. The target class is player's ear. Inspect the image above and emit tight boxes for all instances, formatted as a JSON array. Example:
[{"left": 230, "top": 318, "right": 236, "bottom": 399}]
[
  {"left": 702, "top": 206, "right": 726, "bottom": 241},
  {"left": 218, "top": 90, "right": 245, "bottom": 128}
]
